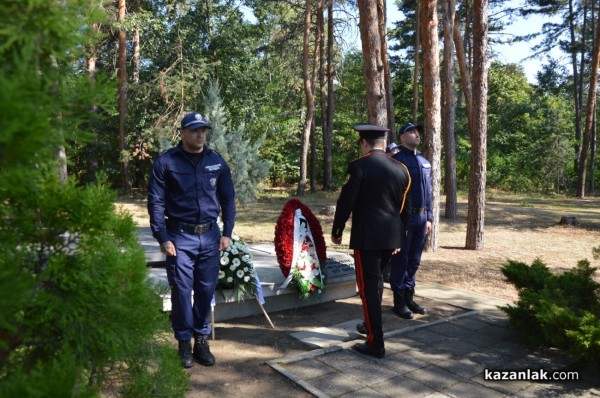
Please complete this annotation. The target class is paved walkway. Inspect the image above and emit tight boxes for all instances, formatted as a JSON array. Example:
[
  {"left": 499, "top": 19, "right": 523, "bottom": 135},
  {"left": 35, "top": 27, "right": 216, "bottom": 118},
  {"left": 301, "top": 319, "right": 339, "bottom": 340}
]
[{"left": 267, "top": 281, "right": 599, "bottom": 398}]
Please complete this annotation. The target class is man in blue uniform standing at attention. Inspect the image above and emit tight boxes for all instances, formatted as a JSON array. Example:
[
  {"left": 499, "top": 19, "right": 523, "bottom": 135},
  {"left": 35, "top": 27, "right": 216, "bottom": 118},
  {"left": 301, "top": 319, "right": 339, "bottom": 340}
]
[
  {"left": 147, "top": 112, "right": 236, "bottom": 368},
  {"left": 390, "top": 122, "right": 432, "bottom": 319}
]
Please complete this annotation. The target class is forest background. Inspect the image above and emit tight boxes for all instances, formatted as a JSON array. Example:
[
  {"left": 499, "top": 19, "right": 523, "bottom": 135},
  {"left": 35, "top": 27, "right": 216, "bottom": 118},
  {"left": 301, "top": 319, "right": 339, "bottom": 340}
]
[
  {"left": 2, "top": 0, "right": 600, "bottom": 395},
  {"left": 18, "top": 0, "right": 596, "bottom": 202}
]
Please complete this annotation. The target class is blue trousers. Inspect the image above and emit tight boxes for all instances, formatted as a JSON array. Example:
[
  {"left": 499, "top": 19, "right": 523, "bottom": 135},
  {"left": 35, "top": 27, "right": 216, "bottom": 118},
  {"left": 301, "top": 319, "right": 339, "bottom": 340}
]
[
  {"left": 390, "top": 213, "right": 427, "bottom": 291},
  {"left": 165, "top": 223, "right": 220, "bottom": 341}
]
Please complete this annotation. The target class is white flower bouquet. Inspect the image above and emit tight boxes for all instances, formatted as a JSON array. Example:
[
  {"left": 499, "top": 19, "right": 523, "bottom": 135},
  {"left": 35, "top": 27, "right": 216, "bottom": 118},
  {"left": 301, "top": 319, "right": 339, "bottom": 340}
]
[{"left": 217, "top": 233, "right": 259, "bottom": 302}]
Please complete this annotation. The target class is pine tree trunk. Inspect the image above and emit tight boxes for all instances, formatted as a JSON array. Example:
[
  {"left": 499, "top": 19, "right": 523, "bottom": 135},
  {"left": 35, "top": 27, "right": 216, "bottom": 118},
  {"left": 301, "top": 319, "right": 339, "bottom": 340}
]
[
  {"left": 442, "top": 0, "right": 457, "bottom": 220},
  {"left": 576, "top": 11, "right": 600, "bottom": 198},
  {"left": 465, "top": 0, "right": 488, "bottom": 250},
  {"left": 298, "top": 0, "right": 314, "bottom": 196},
  {"left": 317, "top": 0, "right": 328, "bottom": 190},
  {"left": 118, "top": 0, "right": 131, "bottom": 193},
  {"left": 568, "top": 0, "right": 583, "bottom": 176},
  {"left": 453, "top": 24, "right": 474, "bottom": 136},
  {"left": 378, "top": 0, "right": 395, "bottom": 137},
  {"left": 412, "top": 0, "right": 421, "bottom": 122},
  {"left": 420, "top": 0, "right": 441, "bottom": 252},
  {"left": 357, "top": 0, "right": 387, "bottom": 126},
  {"left": 323, "top": 1, "right": 334, "bottom": 191}
]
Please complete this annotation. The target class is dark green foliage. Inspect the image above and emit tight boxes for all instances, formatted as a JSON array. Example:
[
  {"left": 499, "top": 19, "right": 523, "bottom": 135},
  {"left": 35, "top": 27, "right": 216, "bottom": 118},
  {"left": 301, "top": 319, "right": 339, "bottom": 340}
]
[
  {"left": 500, "top": 258, "right": 600, "bottom": 363},
  {"left": 0, "top": 0, "right": 188, "bottom": 395}
]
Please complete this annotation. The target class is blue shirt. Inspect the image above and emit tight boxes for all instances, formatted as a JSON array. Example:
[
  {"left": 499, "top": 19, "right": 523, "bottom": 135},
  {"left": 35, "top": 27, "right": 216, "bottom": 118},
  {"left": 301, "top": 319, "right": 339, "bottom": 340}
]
[
  {"left": 392, "top": 145, "right": 432, "bottom": 222},
  {"left": 147, "top": 143, "right": 236, "bottom": 243}
]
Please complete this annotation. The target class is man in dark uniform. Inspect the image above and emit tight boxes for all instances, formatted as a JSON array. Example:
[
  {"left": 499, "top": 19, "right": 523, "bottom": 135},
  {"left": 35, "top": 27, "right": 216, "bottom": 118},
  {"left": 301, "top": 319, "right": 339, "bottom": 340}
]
[
  {"left": 390, "top": 122, "right": 432, "bottom": 319},
  {"left": 147, "top": 112, "right": 236, "bottom": 368},
  {"left": 331, "top": 123, "right": 411, "bottom": 359}
]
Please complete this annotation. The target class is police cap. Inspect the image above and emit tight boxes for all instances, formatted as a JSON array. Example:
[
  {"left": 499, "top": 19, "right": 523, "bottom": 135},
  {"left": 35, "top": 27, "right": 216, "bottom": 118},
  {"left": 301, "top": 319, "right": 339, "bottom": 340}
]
[{"left": 398, "top": 122, "right": 422, "bottom": 135}]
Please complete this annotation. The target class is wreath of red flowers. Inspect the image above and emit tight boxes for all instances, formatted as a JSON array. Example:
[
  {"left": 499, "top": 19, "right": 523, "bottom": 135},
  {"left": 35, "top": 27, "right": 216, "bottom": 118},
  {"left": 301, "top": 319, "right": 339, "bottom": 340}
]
[{"left": 274, "top": 199, "right": 327, "bottom": 277}]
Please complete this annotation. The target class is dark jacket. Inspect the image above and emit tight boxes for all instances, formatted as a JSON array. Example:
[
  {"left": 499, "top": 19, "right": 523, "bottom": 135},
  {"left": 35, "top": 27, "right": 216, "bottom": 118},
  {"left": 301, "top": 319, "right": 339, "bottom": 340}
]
[
  {"left": 332, "top": 149, "right": 411, "bottom": 250},
  {"left": 147, "top": 143, "right": 236, "bottom": 243},
  {"left": 392, "top": 145, "right": 432, "bottom": 222}
]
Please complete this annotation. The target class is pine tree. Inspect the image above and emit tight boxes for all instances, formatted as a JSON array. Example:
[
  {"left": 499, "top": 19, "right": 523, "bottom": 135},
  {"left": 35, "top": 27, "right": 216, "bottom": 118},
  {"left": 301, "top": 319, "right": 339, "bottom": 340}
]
[
  {"left": 203, "top": 80, "right": 272, "bottom": 205},
  {"left": 0, "top": 1, "right": 188, "bottom": 395}
]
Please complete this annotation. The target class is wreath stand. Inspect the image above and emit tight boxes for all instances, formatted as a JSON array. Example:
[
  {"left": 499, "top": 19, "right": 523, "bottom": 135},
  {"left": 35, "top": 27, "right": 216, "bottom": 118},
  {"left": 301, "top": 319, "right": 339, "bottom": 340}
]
[{"left": 210, "top": 295, "right": 275, "bottom": 340}]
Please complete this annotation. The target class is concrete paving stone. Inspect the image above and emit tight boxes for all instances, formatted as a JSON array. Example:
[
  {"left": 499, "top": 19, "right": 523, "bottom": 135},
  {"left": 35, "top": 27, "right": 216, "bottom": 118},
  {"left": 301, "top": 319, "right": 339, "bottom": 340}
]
[
  {"left": 443, "top": 380, "right": 508, "bottom": 398},
  {"left": 403, "top": 328, "right": 449, "bottom": 345},
  {"left": 434, "top": 356, "right": 486, "bottom": 379},
  {"left": 488, "top": 340, "right": 532, "bottom": 359},
  {"left": 470, "top": 371, "right": 532, "bottom": 395},
  {"left": 405, "top": 364, "right": 465, "bottom": 391},
  {"left": 405, "top": 345, "right": 455, "bottom": 364},
  {"left": 476, "top": 323, "right": 520, "bottom": 342},
  {"left": 317, "top": 349, "right": 370, "bottom": 371},
  {"left": 374, "top": 351, "right": 429, "bottom": 375},
  {"left": 290, "top": 326, "right": 352, "bottom": 348},
  {"left": 370, "top": 374, "right": 437, "bottom": 397},
  {"left": 383, "top": 337, "right": 425, "bottom": 353},
  {"left": 459, "top": 329, "right": 504, "bottom": 348},
  {"left": 465, "top": 348, "right": 518, "bottom": 368},
  {"left": 476, "top": 310, "right": 510, "bottom": 325},
  {"left": 427, "top": 321, "right": 474, "bottom": 338},
  {"left": 308, "top": 370, "right": 368, "bottom": 397},
  {"left": 511, "top": 382, "right": 600, "bottom": 398},
  {"left": 433, "top": 337, "right": 482, "bottom": 356},
  {"left": 281, "top": 357, "right": 337, "bottom": 381},
  {"left": 448, "top": 316, "right": 490, "bottom": 331},
  {"left": 423, "top": 393, "right": 453, "bottom": 398},
  {"left": 344, "top": 361, "right": 399, "bottom": 386},
  {"left": 338, "top": 387, "right": 382, "bottom": 398}
]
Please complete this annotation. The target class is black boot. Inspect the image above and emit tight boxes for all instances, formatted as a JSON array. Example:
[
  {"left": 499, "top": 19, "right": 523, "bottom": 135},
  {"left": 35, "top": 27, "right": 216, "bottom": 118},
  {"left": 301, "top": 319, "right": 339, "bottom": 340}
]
[
  {"left": 193, "top": 335, "right": 216, "bottom": 366},
  {"left": 406, "top": 288, "right": 427, "bottom": 315},
  {"left": 356, "top": 322, "right": 369, "bottom": 335},
  {"left": 392, "top": 290, "right": 414, "bottom": 319},
  {"left": 178, "top": 340, "right": 193, "bottom": 368}
]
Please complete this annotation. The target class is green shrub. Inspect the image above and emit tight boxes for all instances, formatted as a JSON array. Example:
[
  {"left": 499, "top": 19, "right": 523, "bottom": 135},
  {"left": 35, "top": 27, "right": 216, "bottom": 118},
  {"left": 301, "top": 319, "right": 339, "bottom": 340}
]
[
  {"left": 0, "top": 175, "right": 190, "bottom": 397},
  {"left": 500, "top": 258, "right": 600, "bottom": 364}
]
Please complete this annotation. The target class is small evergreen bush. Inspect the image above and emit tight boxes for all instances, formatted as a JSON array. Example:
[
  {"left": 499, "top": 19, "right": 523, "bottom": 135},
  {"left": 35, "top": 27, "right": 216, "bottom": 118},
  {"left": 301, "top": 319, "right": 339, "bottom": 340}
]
[{"left": 500, "top": 258, "right": 600, "bottom": 364}]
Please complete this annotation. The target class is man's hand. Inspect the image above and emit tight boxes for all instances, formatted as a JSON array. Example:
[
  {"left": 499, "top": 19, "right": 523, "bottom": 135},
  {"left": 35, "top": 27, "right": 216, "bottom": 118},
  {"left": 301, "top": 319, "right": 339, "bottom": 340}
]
[
  {"left": 426, "top": 221, "right": 432, "bottom": 235},
  {"left": 160, "top": 241, "right": 176, "bottom": 257},
  {"left": 220, "top": 236, "right": 232, "bottom": 251},
  {"left": 331, "top": 234, "right": 342, "bottom": 245}
]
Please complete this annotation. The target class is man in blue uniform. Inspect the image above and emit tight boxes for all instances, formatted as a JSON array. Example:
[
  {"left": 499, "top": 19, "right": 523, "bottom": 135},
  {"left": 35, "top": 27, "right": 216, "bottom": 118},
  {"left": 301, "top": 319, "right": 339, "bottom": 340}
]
[
  {"left": 147, "top": 112, "right": 236, "bottom": 368},
  {"left": 390, "top": 122, "right": 432, "bottom": 319},
  {"left": 332, "top": 123, "right": 411, "bottom": 359}
]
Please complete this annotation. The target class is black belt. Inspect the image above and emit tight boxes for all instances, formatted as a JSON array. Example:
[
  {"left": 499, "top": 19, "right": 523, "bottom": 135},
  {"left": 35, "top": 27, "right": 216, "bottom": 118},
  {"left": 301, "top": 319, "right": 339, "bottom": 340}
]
[
  {"left": 410, "top": 207, "right": 425, "bottom": 215},
  {"left": 166, "top": 219, "right": 214, "bottom": 234}
]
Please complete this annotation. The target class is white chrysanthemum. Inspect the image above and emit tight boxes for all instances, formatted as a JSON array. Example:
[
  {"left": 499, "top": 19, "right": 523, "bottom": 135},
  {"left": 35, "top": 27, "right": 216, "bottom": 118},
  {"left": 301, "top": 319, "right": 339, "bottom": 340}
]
[
  {"left": 243, "top": 267, "right": 248, "bottom": 272},
  {"left": 227, "top": 276, "right": 233, "bottom": 283},
  {"left": 232, "top": 258, "right": 241, "bottom": 267},
  {"left": 230, "top": 264, "right": 237, "bottom": 271},
  {"left": 244, "top": 276, "right": 250, "bottom": 282},
  {"left": 220, "top": 256, "right": 230, "bottom": 265},
  {"left": 222, "top": 251, "right": 229, "bottom": 257},
  {"left": 236, "top": 269, "right": 244, "bottom": 278},
  {"left": 231, "top": 248, "right": 239, "bottom": 255},
  {"left": 218, "top": 270, "right": 225, "bottom": 279},
  {"left": 242, "top": 254, "right": 250, "bottom": 262}
]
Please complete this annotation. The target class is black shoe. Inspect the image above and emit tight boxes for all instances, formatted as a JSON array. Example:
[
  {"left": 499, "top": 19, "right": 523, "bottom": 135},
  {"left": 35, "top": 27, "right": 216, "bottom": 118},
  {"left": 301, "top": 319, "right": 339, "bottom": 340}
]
[
  {"left": 392, "top": 290, "right": 414, "bottom": 319},
  {"left": 356, "top": 322, "right": 368, "bottom": 335},
  {"left": 193, "top": 335, "right": 215, "bottom": 366},
  {"left": 351, "top": 343, "right": 385, "bottom": 359},
  {"left": 406, "top": 288, "right": 427, "bottom": 315},
  {"left": 178, "top": 340, "right": 193, "bottom": 368}
]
